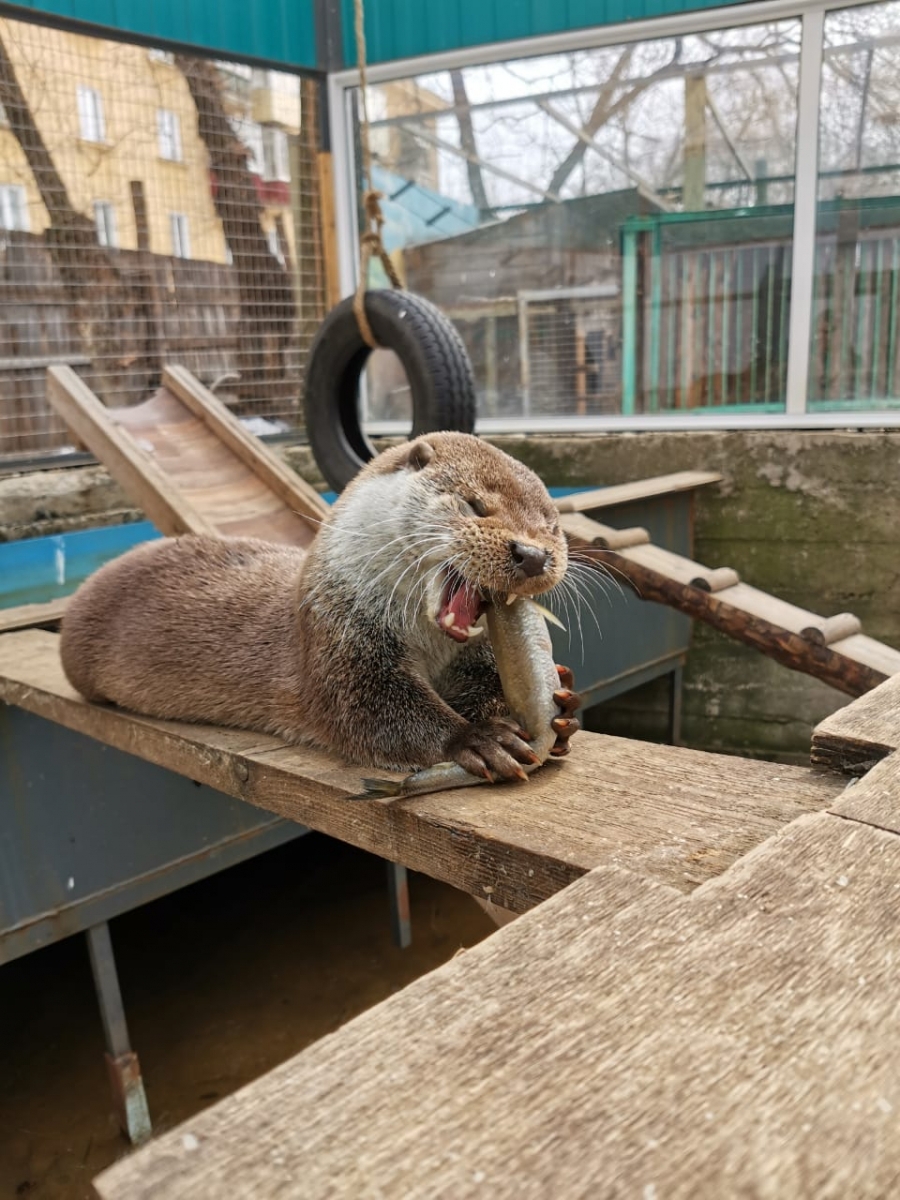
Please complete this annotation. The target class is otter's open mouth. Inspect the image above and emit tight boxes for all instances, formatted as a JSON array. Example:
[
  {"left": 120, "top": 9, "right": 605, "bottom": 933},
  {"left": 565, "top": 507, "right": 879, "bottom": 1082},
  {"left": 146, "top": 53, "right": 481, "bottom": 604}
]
[{"left": 436, "top": 572, "right": 488, "bottom": 643}]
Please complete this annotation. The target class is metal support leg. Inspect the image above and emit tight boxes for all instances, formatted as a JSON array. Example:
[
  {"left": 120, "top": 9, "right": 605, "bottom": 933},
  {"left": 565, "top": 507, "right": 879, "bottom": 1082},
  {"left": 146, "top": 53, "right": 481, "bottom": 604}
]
[
  {"left": 85, "top": 922, "right": 152, "bottom": 1144},
  {"left": 668, "top": 664, "right": 684, "bottom": 746},
  {"left": 386, "top": 861, "right": 412, "bottom": 949}
]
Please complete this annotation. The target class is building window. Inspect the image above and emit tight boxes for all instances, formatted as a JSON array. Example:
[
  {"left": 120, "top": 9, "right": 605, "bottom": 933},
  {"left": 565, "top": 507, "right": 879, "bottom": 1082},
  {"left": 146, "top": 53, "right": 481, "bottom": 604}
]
[
  {"left": 262, "top": 126, "right": 290, "bottom": 182},
  {"left": 93, "top": 200, "right": 118, "bottom": 248},
  {"left": 0, "top": 184, "right": 28, "bottom": 231},
  {"left": 77, "top": 85, "right": 106, "bottom": 142},
  {"left": 170, "top": 213, "right": 191, "bottom": 259},
  {"left": 157, "top": 109, "right": 183, "bottom": 162}
]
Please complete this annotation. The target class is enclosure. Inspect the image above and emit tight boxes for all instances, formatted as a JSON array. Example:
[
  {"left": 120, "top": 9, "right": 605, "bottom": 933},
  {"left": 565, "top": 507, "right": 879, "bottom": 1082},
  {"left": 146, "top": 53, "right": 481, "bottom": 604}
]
[
  {"left": 2, "top": 0, "right": 900, "bottom": 1193},
  {"left": 0, "top": 0, "right": 899, "bottom": 457}
]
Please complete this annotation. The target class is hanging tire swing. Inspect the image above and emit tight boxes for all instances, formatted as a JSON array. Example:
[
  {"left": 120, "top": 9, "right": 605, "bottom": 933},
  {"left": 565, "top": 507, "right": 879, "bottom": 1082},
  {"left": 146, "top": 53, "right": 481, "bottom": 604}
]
[
  {"left": 303, "top": 0, "right": 476, "bottom": 493},
  {"left": 304, "top": 289, "right": 476, "bottom": 493}
]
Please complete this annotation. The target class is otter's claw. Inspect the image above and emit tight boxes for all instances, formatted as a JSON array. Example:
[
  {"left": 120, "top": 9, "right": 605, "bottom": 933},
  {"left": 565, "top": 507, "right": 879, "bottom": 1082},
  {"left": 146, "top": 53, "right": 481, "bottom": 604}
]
[
  {"left": 556, "top": 664, "right": 576, "bottom": 691},
  {"left": 552, "top": 664, "right": 581, "bottom": 757},
  {"left": 445, "top": 716, "right": 537, "bottom": 782}
]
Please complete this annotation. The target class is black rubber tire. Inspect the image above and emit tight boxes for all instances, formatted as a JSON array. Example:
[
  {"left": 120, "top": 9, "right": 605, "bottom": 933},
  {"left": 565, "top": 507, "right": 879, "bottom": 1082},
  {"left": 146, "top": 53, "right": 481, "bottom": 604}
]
[{"left": 303, "top": 289, "right": 476, "bottom": 492}]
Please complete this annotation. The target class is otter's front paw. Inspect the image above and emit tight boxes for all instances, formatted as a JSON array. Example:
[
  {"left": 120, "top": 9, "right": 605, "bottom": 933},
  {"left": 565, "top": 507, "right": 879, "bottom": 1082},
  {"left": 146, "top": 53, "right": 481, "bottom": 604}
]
[
  {"left": 550, "top": 664, "right": 582, "bottom": 758},
  {"left": 444, "top": 717, "right": 540, "bottom": 782}
]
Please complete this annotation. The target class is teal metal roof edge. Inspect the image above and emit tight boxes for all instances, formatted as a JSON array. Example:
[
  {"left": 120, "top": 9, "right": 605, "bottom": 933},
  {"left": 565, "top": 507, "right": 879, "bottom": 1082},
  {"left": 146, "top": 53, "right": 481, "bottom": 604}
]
[
  {"left": 3, "top": 0, "right": 759, "bottom": 71},
  {"left": 340, "top": 0, "right": 751, "bottom": 69},
  {"left": 1, "top": 0, "right": 320, "bottom": 70}
]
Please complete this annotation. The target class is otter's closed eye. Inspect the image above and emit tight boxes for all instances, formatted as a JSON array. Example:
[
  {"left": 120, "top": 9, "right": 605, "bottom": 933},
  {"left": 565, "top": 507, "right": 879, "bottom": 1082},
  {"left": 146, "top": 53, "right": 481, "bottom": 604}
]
[{"left": 462, "top": 496, "right": 489, "bottom": 518}]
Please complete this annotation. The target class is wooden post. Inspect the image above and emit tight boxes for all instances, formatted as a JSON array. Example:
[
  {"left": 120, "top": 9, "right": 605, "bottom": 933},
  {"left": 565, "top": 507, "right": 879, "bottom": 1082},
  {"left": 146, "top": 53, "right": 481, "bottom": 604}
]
[
  {"left": 317, "top": 151, "right": 340, "bottom": 310},
  {"left": 574, "top": 315, "right": 587, "bottom": 416},
  {"left": 484, "top": 314, "right": 498, "bottom": 414},
  {"left": 683, "top": 75, "right": 707, "bottom": 212}
]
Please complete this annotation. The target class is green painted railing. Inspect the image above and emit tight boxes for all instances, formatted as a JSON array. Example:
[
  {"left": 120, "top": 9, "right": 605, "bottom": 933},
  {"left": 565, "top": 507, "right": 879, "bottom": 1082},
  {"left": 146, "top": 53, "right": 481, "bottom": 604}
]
[{"left": 622, "top": 198, "right": 900, "bottom": 413}]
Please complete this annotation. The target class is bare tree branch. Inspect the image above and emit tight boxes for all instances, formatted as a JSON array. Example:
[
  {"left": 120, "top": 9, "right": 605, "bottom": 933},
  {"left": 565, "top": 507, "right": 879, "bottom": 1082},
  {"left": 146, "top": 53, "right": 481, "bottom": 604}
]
[
  {"left": 174, "top": 54, "right": 296, "bottom": 410},
  {"left": 450, "top": 69, "right": 492, "bottom": 214}
]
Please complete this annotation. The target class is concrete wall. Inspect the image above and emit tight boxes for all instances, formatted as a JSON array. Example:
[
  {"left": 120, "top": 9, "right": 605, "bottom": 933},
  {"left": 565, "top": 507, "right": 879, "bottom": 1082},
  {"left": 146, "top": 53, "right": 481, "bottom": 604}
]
[{"left": 3, "top": 430, "right": 898, "bottom": 762}]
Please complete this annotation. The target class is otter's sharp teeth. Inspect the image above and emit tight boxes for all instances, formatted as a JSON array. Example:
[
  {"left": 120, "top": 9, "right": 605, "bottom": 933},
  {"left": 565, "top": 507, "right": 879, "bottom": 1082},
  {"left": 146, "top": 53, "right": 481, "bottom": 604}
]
[
  {"left": 464, "top": 624, "right": 485, "bottom": 638},
  {"left": 505, "top": 593, "right": 517, "bottom": 606},
  {"left": 442, "top": 612, "right": 457, "bottom": 629}
]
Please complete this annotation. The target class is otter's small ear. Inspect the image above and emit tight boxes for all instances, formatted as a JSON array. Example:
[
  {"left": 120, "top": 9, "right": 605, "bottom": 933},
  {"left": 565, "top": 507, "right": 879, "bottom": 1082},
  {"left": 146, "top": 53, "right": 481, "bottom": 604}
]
[{"left": 397, "top": 439, "right": 435, "bottom": 471}]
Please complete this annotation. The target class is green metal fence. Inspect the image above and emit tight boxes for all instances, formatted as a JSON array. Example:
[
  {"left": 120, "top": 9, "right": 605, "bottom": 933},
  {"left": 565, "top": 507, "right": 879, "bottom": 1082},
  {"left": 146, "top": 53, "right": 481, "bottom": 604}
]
[{"left": 622, "top": 198, "right": 900, "bottom": 414}]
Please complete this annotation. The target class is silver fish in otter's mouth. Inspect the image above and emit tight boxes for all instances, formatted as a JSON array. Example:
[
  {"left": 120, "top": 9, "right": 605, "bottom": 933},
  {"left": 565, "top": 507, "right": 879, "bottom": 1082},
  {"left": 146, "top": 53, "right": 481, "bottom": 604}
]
[{"left": 353, "top": 594, "right": 562, "bottom": 800}]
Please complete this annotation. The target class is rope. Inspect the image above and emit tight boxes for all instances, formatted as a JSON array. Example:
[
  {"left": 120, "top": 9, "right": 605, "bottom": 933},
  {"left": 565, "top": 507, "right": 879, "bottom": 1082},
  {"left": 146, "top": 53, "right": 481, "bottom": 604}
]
[{"left": 352, "top": 0, "right": 402, "bottom": 349}]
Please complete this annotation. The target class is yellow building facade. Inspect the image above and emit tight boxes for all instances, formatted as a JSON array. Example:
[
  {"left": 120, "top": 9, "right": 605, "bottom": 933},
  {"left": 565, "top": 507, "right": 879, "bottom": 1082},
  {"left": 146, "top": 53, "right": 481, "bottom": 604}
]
[{"left": 0, "top": 16, "right": 300, "bottom": 265}]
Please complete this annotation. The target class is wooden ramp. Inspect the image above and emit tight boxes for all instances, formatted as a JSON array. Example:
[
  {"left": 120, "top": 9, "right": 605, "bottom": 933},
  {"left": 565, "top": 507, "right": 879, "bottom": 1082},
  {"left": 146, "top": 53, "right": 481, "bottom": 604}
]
[
  {"left": 560, "top": 504, "right": 900, "bottom": 697},
  {"left": 47, "top": 364, "right": 327, "bottom": 544},
  {"left": 87, "top": 676, "right": 900, "bottom": 1199}
]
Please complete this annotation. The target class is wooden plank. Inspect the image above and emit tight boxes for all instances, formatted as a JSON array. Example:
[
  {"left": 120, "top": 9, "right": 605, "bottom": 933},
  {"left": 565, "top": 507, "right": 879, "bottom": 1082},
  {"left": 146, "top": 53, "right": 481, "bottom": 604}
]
[
  {"left": 812, "top": 670, "right": 900, "bottom": 773},
  {"left": 162, "top": 365, "right": 328, "bottom": 528},
  {"left": 554, "top": 470, "right": 722, "bottom": 513},
  {"left": 0, "top": 629, "right": 843, "bottom": 914},
  {"left": 46, "top": 365, "right": 217, "bottom": 538},
  {"left": 826, "top": 632, "right": 900, "bottom": 677},
  {"left": 0, "top": 596, "right": 68, "bottom": 633},
  {"left": 93, "top": 812, "right": 900, "bottom": 1200},
  {"left": 830, "top": 750, "right": 900, "bottom": 830}
]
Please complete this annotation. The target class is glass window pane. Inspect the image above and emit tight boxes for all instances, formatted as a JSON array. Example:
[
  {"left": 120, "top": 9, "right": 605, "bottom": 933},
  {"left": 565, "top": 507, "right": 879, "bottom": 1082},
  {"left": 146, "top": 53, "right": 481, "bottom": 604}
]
[
  {"left": 810, "top": 1, "right": 900, "bottom": 411},
  {"left": 352, "top": 19, "right": 799, "bottom": 422}
]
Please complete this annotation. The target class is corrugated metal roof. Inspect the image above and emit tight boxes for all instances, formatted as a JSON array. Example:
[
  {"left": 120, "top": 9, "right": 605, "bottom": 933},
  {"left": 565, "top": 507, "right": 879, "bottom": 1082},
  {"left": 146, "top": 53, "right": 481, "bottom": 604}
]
[
  {"left": 12, "top": 0, "right": 318, "bottom": 68},
  {"left": 341, "top": 0, "right": 753, "bottom": 68}
]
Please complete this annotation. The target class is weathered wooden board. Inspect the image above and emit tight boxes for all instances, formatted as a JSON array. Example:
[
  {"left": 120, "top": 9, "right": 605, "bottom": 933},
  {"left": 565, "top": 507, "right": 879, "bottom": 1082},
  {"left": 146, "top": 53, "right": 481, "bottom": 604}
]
[
  {"left": 0, "top": 629, "right": 843, "bottom": 913},
  {"left": 0, "top": 596, "right": 67, "bottom": 633},
  {"left": 554, "top": 470, "right": 722, "bottom": 513},
  {"left": 812, "top": 671, "right": 900, "bottom": 773},
  {"left": 93, "top": 812, "right": 900, "bottom": 1200},
  {"left": 46, "top": 364, "right": 325, "bottom": 548},
  {"left": 47, "top": 366, "right": 217, "bottom": 539},
  {"left": 830, "top": 750, "right": 900, "bottom": 832}
]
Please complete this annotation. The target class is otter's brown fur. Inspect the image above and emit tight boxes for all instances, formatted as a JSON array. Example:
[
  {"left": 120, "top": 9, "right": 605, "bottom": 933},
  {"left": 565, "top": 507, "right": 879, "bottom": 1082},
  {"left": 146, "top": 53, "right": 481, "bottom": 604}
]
[{"left": 60, "top": 432, "right": 568, "bottom": 775}]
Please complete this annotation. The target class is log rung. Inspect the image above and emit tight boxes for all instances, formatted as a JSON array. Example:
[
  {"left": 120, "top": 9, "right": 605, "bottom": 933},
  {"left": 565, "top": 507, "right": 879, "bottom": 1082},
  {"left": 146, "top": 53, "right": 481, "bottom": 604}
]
[
  {"left": 690, "top": 567, "right": 740, "bottom": 593},
  {"left": 801, "top": 613, "right": 862, "bottom": 647},
  {"left": 560, "top": 513, "right": 650, "bottom": 551},
  {"left": 594, "top": 526, "right": 651, "bottom": 550}
]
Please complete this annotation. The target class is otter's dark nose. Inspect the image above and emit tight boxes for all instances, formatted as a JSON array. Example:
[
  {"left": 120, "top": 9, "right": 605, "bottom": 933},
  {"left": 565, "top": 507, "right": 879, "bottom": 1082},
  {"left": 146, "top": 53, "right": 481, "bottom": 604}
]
[{"left": 510, "top": 541, "right": 550, "bottom": 578}]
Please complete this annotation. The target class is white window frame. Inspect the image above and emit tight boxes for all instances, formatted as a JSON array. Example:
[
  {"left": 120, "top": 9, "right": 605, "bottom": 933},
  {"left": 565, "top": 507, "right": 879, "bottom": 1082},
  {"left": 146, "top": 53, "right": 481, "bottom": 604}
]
[
  {"left": 266, "top": 225, "right": 286, "bottom": 266},
  {"left": 170, "top": 212, "right": 191, "bottom": 259},
  {"left": 0, "top": 184, "right": 29, "bottom": 231},
  {"left": 328, "top": 0, "right": 900, "bottom": 431},
  {"left": 231, "top": 116, "right": 265, "bottom": 176},
  {"left": 157, "top": 109, "right": 183, "bottom": 162},
  {"left": 77, "top": 85, "right": 106, "bottom": 143},
  {"left": 93, "top": 200, "right": 118, "bottom": 248},
  {"left": 262, "top": 126, "right": 291, "bottom": 182}
]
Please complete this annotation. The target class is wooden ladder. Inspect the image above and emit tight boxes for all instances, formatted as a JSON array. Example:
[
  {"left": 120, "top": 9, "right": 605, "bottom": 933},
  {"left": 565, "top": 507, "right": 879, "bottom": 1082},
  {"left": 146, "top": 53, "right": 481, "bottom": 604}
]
[{"left": 558, "top": 485, "right": 900, "bottom": 697}]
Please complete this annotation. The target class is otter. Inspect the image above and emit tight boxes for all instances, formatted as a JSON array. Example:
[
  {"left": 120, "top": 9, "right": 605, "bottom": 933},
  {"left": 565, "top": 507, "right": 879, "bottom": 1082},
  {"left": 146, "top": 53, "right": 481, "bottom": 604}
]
[{"left": 60, "top": 433, "right": 578, "bottom": 779}]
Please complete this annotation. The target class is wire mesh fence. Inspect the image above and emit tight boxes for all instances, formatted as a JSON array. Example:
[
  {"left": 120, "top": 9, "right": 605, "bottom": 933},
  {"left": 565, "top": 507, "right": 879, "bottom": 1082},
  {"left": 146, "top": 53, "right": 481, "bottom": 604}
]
[{"left": 0, "top": 15, "right": 327, "bottom": 460}]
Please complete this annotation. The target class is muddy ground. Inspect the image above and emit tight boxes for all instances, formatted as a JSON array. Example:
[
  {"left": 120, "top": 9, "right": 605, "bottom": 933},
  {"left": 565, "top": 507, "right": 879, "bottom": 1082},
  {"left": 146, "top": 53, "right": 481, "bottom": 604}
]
[{"left": 0, "top": 835, "right": 495, "bottom": 1199}]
